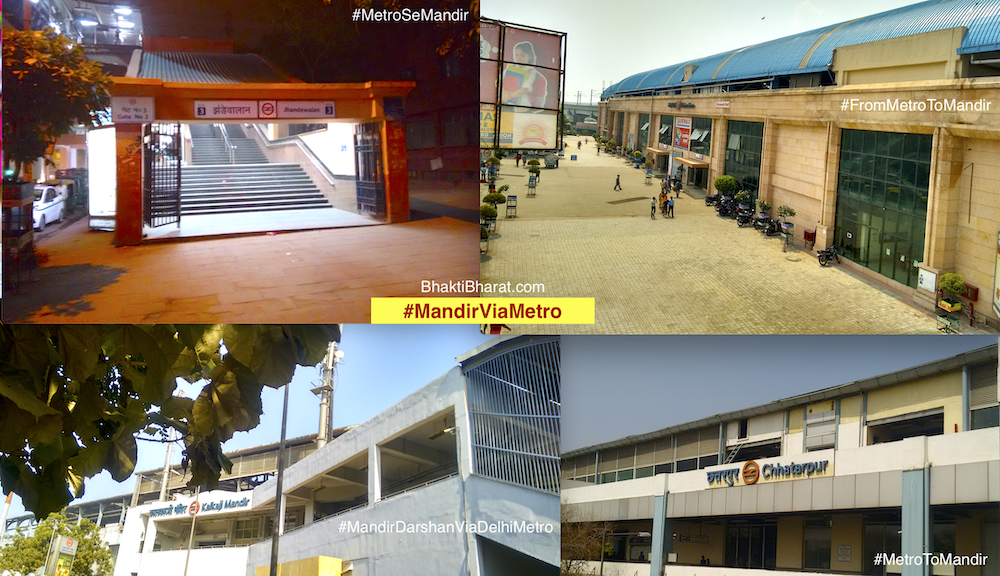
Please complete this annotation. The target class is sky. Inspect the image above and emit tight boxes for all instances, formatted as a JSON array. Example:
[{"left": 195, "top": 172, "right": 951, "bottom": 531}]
[
  {"left": 483, "top": 0, "right": 927, "bottom": 105},
  {"left": 562, "top": 335, "right": 998, "bottom": 453},
  {"left": 3, "top": 325, "right": 492, "bottom": 520}
]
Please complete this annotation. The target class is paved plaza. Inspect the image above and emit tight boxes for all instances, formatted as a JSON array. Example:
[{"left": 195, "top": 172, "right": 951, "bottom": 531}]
[
  {"left": 5, "top": 215, "right": 478, "bottom": 324},
  {"left": 481, "top": 142, "right": 950, "bottom": 334}
]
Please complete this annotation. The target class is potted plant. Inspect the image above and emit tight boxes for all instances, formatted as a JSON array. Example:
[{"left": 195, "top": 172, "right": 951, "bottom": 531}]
[
  {"left": 938, "top": 272, "right": 965, "bottom": 312},
  {"left": 483, "top": 187, "right": 507, "bottom": 208},
  {"left": 734, "top": 190, "right": 751, "bottom": 208},
  {"left": 633, "top": 151, "right": 644, "bottom": 168},
  {"left": 480, "top": 225, "right": 490, "bottom": 254},
  {"left": 713, "top": 175, "right": 737, "bottom": 195},
  {"left": 777, "top": 205, "right": 796, "bottom": 231},
  {"left": 644, "top": 160, "right": 654, "bottom": 171},
  {"left": 756, "top": 199, "right": 772, "bottom": 218}
]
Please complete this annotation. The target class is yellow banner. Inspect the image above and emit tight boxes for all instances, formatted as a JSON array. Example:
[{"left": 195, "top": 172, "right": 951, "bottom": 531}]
[{"left": 371, "top": 298, "right": 595, "bottom": 324}]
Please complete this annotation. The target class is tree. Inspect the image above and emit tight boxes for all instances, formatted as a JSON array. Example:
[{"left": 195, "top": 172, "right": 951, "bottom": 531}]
[
  {"left": 561, "top": 503, "right": 614, "bottom": 576},
  {"left": 2, "top": 28, "right": 111, "bottom": 179},
  {"left": 713, "top": 175, "right": 738, "bottom": 195},
  {"left": 0, "top": 324, "right": 340, "bottom": 519},
  {"left": 0, "top": 512, "right": 113, "bottom": 576}
]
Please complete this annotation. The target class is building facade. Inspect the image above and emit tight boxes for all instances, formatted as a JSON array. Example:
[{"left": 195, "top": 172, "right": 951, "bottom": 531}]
[
  {"left": 108, "top": 336, "right": 560, "bottom": 576},
  {"left": 598, "top": 0, "right": 1000, "bottom": 321},
  {"left": 562, "top": 345, "right": 999, "bottom": 576}
]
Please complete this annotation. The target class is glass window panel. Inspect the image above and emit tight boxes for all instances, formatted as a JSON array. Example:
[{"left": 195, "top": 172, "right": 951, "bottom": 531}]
[
  {"left": 880, "top": 234, "right": 895, "bottom": 278},
  {"left": 617, "top": 469, "right": 634, "bottom": 481},
  {"left": 865, "top": 131, "right": 877, "bottom": 154},
  {"left": 888, "top": 133, "right": 904, "bottom": 158},
  {"left": 901, "top": 162, "right": 916, "bottom": 187},
  {"left": 875, "top": 156, "right": 888, "bottom": 182},
  {"left": 887, "top": 158, "right": 902, "bottom": 183},
  {"left": 863, "top": 155, "right": 875, "bottom": 178},
  {"left": 918, "top": 134, "right": 933, "bottom": 161},
  {"left": 876, "top": 132, "right": 890, "bottom": 156},
  {"left": 870, "top": 210, "right": 884, "bottom": 231},
  {"left": 971, "top": 406, "right": 1000, "bottom": 430},
  {"left": 894, "top": 241, "right": 911, "bottom": 285},
  {"left": 860, "top": 179, "right": 873, "bottom": 201},
  {"left": 600, "top": 472, "right": 617, "bottom": 484},
  {"left": 886, "top": 185, "right": 900, "bottom": 210},
  {"left": 896, "top": 213, "right": 912, "bottom": 240},
  {"left": 916, "top": 188, "right": 929, "bottom": 212},
  {"left": 842, "top": 130, "right": 854, "bottom": 151},
  {"left": 872, "top": 180, "right": 885, "bottom": 206},
  {"left": 903, "top": 134, "right": 919, "bottom": 160},
  {"left": 883, "top": 209, "right": 897, "bottom": 234},
  {"left": 916, "top": 163, "right": 930, "bottom": 189},
  {"left": 899, "top": 186, "right": 915, "bottom": 211},
  {"left": 635, "top": 466, "right": 654, "bottom": 478}
]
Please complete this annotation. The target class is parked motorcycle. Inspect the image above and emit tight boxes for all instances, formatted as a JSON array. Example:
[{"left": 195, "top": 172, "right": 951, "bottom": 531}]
[
  {"left": 760, "top": 217, "right": 781, "bottom": 236},
  {"left": 736, "top": 205, "right": 754, "bottom": 227},
  {"left": 818, "top": 245, "right": 841, "bottom": 266},
  {"left": 717, "top": 196, "right": 738, "bottom": 218},
  {"left": 705, "top": 193, "right": 720, "bottom": 206},
  {"left": 753, "top": 212, "right": 771, "bottom": 231}
]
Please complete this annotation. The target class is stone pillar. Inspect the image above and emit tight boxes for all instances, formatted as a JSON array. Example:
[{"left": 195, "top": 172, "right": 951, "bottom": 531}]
[
  {"left": 759, "top": 118, "right": 778, "bottom": 208},
  {"left": 922, "top": 127, "right": 964, "bottom": 271},
  {"left": 711, "top": 117, "right": 728, "bottom": 184},
  {"left": 901, "top": 467, "right": 931, "bottom": 576},
  {"left": 115, "top": 123, "right": 144, "bottom": 247},
  {"left": 381, "top": 119, "right": 410, "bottom": 224},
  {"left": 816, "top": 122, "right": 842, "bottom": 251},
  {"left": 648, "top": 493, "right": 673, "bottom": 576},
  {"left": 915, "top": 128, "right": 964, "bottom": 310}
]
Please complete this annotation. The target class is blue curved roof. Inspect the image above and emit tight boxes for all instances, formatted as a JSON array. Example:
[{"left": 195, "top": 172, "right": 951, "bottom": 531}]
[{"left": 604, "top": 0, "right": 1000, "bottom": 98}]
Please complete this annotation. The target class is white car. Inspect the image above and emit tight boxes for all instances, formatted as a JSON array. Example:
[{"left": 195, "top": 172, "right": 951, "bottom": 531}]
[{"left": 33, "top": 185, "right": 66, "bottom": 230}]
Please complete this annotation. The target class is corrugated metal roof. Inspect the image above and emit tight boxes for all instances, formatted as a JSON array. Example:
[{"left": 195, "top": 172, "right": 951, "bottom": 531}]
[
  {"left": 138, "top": 51, "right": 296, "bottom": 83},
  {"left": 562, "top": 344, "right": 997, "bottom": 458},
  {"left": 605, "top": 0, "right": 1000, "bottom": 98}
]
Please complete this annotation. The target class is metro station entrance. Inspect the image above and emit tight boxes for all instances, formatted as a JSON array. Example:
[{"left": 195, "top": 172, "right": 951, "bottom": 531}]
[{"left": 107, "top": 64, "right": 414, "bottom": 246}]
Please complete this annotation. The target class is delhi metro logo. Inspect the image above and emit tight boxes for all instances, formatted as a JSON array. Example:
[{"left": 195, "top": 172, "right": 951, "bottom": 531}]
[
  {"left": 742, "top": 460, "right": 760, "bottom": 485},
  {"left": 188, "top": 501, "right": 201, "bottom": 515}
]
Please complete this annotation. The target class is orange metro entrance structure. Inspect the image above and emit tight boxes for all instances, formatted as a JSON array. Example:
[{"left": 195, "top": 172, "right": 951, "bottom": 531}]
[{"left": 108, "top": 74, "right": 415, "bottom": 247}]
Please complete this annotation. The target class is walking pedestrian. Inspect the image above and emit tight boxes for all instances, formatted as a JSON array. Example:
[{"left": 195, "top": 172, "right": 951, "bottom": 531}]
[
  {"left": 667, "top": 196, "right": 675, "bottom": 218},
  {"left": 651, "top": 197, "right": 656, "bottom": 218},
  {"left": 515, "top": 153, "right": 521, "bottom": 167},
  {"left": 614, "top": 175, "right": 622, "bottom": 191}
]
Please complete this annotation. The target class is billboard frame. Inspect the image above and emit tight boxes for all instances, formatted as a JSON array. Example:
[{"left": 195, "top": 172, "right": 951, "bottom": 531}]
[{"left": 481, "top": 17, "right": 567, "bottom": 153}]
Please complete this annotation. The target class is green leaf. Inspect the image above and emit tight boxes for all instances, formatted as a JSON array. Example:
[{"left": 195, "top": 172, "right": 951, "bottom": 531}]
[
  {"left": 104, "top": 433, "right": 136, "bottom": 482},
  {"left": 54, "top": 325, "right": 102, "bottom": 384},
  {"left": 0, "top": 362, "right": 59, "bottom": 419},
  {"left": 105, "top": 326, "right": 174, "bottom": 404},
  {"left": 68, "top": 441, "right": 111, "bottom": 478}
]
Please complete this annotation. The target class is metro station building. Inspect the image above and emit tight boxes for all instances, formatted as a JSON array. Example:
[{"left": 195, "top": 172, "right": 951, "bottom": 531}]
[
  {"left": 562, "top": 345, "right": 1000, "bottom": 576},
  {"left": 598, "top": 0, "right": 1000, "bottom": 320},
  {"left": 103, "top": 336, "right": 560, "bottom": 576}
]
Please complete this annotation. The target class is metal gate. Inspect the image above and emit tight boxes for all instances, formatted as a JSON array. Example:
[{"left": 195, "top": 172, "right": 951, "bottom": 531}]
[
  {"left": 142, "top": 123, "right": 182, "bottom": 227},
  {"left": 353, "top": 122, "right": 385, "bottom": 216}
]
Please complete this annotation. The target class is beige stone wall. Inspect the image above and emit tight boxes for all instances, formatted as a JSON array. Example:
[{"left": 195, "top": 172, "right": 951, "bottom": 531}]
[
  {"left": 833, "top": 27, "right": 965, "bottom": 85},
  {"left": 605, "top": 78, "right": 1000, "bottom": 313},
  {"left": 955, "top": 137, "right": 1000, "bottom": 309},
  {"left": 771, "top": 123, "right": 828, "bottom": 233}
]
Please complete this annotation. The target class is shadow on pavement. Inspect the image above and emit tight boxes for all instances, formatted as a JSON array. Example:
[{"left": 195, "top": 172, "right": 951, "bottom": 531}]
[
  {"left": 3, "top": 263, "right": 126, "bottom": 321},
  {"left": 410, "top": 198, "right": 479, "bottom": 223}
]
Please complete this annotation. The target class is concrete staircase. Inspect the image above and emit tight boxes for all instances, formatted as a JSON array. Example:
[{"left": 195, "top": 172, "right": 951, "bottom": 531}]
[
  {"left": 182, "top": 124, "right": 331, "bottom": 215},
  {"left": 190, "top": 124, "right": 268, "bottom": 165}
]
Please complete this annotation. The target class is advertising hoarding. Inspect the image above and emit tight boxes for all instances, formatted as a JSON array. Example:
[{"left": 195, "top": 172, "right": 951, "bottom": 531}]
[
  {"left": 674, "top": 117, "right": 691, "bottom": 150},
  {"left": 480, "top": 18, "right": 565, "bottom": 150}
]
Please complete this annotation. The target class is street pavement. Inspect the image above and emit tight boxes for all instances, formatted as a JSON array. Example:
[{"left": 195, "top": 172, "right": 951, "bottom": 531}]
[
  {"left": 5, "top": 215, "right": 478, "bottom": 324},
  {"left": 481, "top": 141, "right": 947, "bottom": 334}
]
